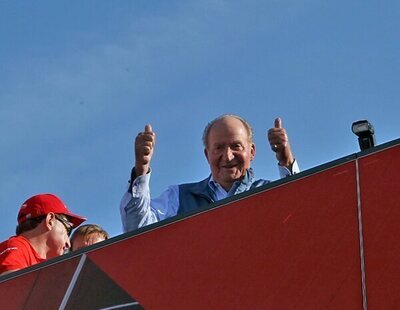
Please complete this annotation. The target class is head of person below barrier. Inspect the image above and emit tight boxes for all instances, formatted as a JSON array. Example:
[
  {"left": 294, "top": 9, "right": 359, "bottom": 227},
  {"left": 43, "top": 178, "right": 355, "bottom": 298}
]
[
  {"left": 0, "top": 193, "right": 86, "bottom": 276},
  {"left": 70, "top": 224, "right": 109, "bottom": 251}
]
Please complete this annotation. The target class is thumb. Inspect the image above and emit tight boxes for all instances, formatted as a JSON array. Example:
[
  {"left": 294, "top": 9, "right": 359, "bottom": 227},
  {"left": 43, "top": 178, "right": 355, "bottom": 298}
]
[
  {"left": 145, "top": 124, "right": 153, "bottom": 132},
  {"left": 274, "top": 117, "right": 282, "bottom": 129}
]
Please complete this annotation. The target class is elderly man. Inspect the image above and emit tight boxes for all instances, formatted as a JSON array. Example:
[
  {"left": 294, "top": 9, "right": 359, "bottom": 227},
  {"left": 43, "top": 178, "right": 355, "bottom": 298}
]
[
  {"left": 0, "top": 194, "right": 86, "bottom": 276},
  {"left": 120, "top": 114, "right": 299, "bottom": 232}
]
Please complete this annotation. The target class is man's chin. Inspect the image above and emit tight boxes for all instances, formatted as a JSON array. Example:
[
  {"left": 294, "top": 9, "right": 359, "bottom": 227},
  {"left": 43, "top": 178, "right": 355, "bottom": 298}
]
[
  {"left": 221, "top": 173, "right": 243, "bottom": 183},
  {"left": 221, "top": 166, "right": 241, "bottom": 174}
]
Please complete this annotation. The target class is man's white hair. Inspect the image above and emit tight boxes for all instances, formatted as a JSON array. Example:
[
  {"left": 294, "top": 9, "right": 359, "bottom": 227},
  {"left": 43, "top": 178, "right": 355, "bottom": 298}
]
[{"left": 202, "top": 114, "right": 254, "bottom": 148}]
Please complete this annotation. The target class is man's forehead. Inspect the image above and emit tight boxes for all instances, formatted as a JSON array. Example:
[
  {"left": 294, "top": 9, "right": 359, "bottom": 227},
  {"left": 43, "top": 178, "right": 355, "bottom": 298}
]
[
  {"left": 85, "top": 233, "right": 106, "bottom": 242},
  {"left": 210, "top": 138, "right": 246, "bottom": 146},
  {"left": 205, "top": 115, "right": 253, "bottom": 148}
]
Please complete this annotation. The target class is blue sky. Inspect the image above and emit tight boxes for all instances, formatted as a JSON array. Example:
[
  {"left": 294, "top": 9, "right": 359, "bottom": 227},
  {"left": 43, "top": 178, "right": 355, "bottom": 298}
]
[{"left": 1, "top": 1, "right": 399, "bottom": 241}]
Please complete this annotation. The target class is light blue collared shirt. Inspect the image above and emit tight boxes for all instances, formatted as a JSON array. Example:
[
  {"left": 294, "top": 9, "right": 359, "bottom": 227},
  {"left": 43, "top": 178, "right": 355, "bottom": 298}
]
[{"left": 120, "top": 161, "right": 299, "bottom": 232}]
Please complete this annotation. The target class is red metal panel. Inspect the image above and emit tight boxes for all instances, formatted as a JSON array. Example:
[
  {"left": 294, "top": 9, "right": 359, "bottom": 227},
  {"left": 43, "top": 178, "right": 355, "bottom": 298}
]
[
  {"left": 0, "top": 257, "right": 80, "bottom": 309},
  {"left": 24, "top": 258, "right": 79, "bottom": 309},
  {"left": 359, "top": 145, "right": 400, "bottom": 309},
  {"left": 0, "top": 272, "right": 37, "bottom": 310},
  {"left": 89, "top": 162, "right": 362, "bottom": 309}
]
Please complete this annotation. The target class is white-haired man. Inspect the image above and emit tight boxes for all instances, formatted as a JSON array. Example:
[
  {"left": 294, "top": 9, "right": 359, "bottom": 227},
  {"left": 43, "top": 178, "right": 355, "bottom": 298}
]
[{"left": 120, "top": 115, "right": 299, "bottom": 232}]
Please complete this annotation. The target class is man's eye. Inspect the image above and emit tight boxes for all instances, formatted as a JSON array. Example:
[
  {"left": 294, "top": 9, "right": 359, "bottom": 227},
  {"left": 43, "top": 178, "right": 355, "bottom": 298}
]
[{"left": 232, "top": 144, "right": 243, "bottom": 150}]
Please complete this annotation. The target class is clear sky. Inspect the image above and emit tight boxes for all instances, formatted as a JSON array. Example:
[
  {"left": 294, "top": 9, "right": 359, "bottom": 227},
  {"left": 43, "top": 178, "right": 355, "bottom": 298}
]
[{"left": 1, "top": 1, "right": 399, "bottom": 241}]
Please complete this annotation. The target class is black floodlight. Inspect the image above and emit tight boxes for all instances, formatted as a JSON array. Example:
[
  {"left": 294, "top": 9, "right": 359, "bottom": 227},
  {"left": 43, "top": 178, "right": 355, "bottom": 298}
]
[{"left": 352, "top": 120, "right": 376, "bottom": 151}]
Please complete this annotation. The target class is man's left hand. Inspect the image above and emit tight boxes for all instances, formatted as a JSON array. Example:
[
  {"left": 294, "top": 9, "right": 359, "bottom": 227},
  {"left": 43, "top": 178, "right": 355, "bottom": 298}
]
[{"left": 267, "top": 117, "right": 294, "bottom": 168}]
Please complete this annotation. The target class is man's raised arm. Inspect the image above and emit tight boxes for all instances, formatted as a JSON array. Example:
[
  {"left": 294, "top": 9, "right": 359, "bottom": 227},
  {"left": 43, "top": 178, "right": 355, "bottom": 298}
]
[{"left": 120, "top": 124, "right": 157, "bottom": 232}]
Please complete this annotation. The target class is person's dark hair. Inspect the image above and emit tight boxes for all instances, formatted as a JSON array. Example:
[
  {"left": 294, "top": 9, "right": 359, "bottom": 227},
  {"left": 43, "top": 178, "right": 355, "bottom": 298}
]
[
  {"left": 15, "top": 216, "right": 46, "bottom": 235},
  {"left": 202, "top": 114, "right": 254, "bottom": 148},
  {"left": 70, "top": 224, "right": 109, "bottom": 244}
]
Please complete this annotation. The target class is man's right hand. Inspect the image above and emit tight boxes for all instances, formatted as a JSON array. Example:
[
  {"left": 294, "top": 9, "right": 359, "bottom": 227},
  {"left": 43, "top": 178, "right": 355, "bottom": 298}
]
[{"left": 135, "top": 124, "right": 156, "bottom": 176}]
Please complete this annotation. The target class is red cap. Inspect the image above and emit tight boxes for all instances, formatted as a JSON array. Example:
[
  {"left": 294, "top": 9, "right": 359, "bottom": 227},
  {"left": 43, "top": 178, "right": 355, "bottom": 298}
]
[{"left": 17, "top": 194, "right": 86, "bottom": 227}]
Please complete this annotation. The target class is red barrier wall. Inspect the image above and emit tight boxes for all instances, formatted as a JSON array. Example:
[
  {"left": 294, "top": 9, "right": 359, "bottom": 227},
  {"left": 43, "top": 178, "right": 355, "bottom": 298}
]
[
  {"left": 89, "top": 161, "right": 362, "bottom": 309},
  {"left": 359, "top": 145, "right": 400, "bottom": 309}
]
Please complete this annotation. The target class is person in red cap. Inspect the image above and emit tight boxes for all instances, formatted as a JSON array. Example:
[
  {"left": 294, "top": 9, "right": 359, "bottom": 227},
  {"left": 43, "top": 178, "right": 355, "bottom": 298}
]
[{"left": 0, "top": 194, "right": 86, "bottom": 276}]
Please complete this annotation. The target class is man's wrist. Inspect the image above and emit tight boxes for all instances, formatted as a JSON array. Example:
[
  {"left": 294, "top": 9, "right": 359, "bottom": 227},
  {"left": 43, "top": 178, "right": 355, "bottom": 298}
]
[
  {"left": 278, "top": 157, "right": 294, "bottom": 169},
  {"left": 134, "top": 164, "right": 150, "bottom": 176},
  {"left": 131, "top": 166, "right": 150, "bottom": 182},
  {"left": 278, "top": 158, "right": 298, "bottom": 175},
  {"left": 129, "top": 167, "right": 151, "bottom": 194}
]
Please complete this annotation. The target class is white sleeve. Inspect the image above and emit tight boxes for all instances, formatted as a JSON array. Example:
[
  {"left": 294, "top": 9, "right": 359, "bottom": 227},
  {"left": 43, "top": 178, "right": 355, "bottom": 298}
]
[
  {"left": 278, "top": 159, "right": 300, "bottom": 178},
  {"left": 120, "top": 171, "right": 180, "bottom": 232}
]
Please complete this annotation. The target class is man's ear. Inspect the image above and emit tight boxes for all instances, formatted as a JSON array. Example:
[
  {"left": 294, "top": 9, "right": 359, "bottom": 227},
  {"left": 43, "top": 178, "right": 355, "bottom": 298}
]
[
  {"left": 45, "top": 213, "right": 55, "bottom": 231},
  {"left": 204, "top": 148, "right": 210, "bottom": 162},
  {"left": 250, "top": 143, "right": 256, "bottom": 161}
]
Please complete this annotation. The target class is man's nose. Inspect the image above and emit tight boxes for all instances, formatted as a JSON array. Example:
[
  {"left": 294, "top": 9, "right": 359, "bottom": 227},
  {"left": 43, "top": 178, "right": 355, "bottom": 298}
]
[{"left": 222, "top": 147, "right": 234, "bottom": 161}]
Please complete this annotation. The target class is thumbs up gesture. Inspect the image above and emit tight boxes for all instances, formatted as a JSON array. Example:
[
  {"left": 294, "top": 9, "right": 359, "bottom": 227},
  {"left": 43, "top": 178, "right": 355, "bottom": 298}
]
[
  {"left": 135, "top": 124, "right": 156, "bottom": 176},
  {"left": 267, "top": 118, "right": 294, "bottom": 167}
]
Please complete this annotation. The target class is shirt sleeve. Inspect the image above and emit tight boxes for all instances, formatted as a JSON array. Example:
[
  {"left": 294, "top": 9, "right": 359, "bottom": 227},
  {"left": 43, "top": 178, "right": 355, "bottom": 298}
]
[
  {"left": 278, "top": 159, "right": 300, "bottom": 178},
  {"left": 120, "top": 171, "right": 180, "bottom": 232},
  {"left": 0, "top": 242, "right": 27, "bottom": 274}
]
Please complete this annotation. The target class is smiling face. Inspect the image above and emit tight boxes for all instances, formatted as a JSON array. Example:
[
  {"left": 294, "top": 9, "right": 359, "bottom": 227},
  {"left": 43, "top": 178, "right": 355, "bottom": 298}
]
[{"left": 204, "top": 116, "right": 255, "bottom": 191}]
